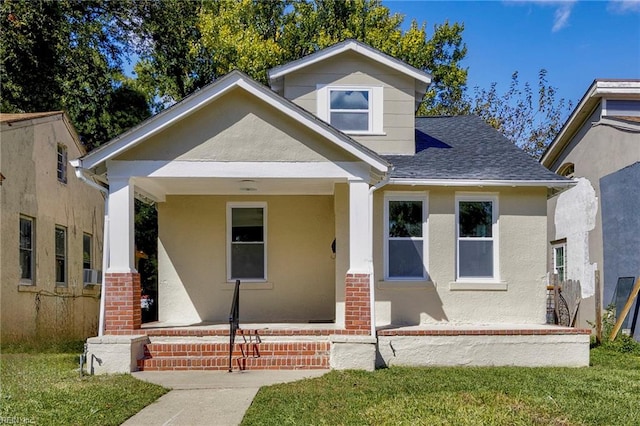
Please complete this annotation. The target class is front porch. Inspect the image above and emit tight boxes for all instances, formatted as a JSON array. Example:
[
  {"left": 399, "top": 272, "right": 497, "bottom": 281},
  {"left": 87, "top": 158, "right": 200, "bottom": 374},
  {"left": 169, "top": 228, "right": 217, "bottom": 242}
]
[{"left": 85, "top": 321, "right": 591, "bottom": 374}]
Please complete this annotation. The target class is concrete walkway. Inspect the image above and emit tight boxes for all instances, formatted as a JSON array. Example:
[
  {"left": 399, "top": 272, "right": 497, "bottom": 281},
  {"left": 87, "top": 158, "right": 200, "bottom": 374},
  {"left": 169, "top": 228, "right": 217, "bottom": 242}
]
[{"left": 122, "top": 370, "right": 328, "bottom": 426}]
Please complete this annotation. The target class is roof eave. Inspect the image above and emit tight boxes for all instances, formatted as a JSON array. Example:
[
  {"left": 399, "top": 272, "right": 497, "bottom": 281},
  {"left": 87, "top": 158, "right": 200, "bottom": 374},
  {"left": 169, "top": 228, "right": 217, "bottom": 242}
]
[{"left": 389, "top": 178, "right": 576, "bottom": 188}]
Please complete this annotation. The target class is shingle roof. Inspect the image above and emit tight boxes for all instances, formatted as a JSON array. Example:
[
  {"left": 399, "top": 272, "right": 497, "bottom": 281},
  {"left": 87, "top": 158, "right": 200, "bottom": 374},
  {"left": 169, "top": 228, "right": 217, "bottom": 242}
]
[{"left": 384, "top": 115, "right": 569, "bottom": 182}]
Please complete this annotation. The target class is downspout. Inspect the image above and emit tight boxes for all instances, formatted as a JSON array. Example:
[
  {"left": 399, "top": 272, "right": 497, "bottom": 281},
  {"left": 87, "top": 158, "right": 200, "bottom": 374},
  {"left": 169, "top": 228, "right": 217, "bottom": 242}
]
[
  {"left": 73, "top": 165, "right": 109, "bottom": 337},
  {"left": 368, "top": 172, "right": 391, "bottom": 336}
]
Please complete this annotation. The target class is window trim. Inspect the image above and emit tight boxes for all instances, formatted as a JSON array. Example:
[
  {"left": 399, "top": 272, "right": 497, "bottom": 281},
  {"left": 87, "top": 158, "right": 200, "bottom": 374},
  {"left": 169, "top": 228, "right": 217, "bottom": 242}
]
[
  {"left": 55, "top": 225, "right": 67, "bottom": 287},
  {"left": 19, "top": 215, "right": 35, "bottom": 285},
  {"left": 455, "top": 193, "right": 500, "bottom": 283},
  {"left": 383, "top": 191, "right": 429, "bottom": 281},
  {"left": 226, "top": 202, "right": 267, "bottom": 282},
  {"left": 551, "top": 239, "right": 567, "bottom": 283},
  {"left": 57, "top": 144, "right": 67, "bottom": 184},
  {"left": 317, "top": 85, "right": 384, "bottom": 135}
]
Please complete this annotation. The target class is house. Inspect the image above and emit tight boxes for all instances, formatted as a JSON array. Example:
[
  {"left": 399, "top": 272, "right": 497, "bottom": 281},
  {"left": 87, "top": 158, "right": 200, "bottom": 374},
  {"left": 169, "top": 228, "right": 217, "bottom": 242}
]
[
  {"left": 0, "top": 112, "right": 104, "bottom": 343},
  {"left": 541, "top": 79, "right": 640, "bottom": 339},
  {"left": 73, "top": 40, "right": 589, "bottom": 373}
]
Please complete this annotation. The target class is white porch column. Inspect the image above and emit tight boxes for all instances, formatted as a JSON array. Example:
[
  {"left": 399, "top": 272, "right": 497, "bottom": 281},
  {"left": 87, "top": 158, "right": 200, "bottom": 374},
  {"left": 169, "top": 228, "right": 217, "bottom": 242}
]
[
  {"left": 108, "top": 177, "right": 136, "bottom": 272},
  {"left": 348, "top": 179, "right": 371, "bottom": 273}
]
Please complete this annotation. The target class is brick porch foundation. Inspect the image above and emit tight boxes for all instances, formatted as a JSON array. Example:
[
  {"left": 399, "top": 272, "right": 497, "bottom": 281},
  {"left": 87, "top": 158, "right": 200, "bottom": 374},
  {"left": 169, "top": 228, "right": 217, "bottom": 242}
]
[
  {"left": 104, "top": 272, "right": 141, "bottom": 334},
  {"left": 344, "top": 273, "right": 371, "bottom": 333}
]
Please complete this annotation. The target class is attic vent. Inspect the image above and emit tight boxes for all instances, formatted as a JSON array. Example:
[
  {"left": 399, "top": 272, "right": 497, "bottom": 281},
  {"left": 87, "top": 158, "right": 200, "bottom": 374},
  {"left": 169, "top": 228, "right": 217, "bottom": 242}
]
[{"left": 558, "top": 163, "right": 575, "bottom": 178}]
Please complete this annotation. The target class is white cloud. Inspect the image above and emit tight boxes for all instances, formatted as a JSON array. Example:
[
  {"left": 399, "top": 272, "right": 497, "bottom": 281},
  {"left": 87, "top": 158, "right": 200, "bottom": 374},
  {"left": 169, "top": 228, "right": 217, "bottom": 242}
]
[
  {"left": 504, "top": 1, "right": 578, "bottom": 32},
  {"left": 552, "top": 3, "right": 574, "bottom": 32},
  {"left": 607, "top": 0, "right": 640, "bottom": 14}
]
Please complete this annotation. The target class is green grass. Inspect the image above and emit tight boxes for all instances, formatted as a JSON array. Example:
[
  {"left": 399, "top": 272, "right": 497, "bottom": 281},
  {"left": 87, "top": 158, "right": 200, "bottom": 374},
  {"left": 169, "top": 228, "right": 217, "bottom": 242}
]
[
  {"left": 242, "top": 347, "right": 640, "bottom": 426},
  {"left": 0, "top": 352, "right": 167, "bottom": 425}
]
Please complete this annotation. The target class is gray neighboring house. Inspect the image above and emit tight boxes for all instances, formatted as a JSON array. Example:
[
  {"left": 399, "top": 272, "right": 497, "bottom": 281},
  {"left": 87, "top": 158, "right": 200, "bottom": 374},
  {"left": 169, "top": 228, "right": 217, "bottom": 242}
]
[{"left": 541, "top": 79, "right": 640, "bottom": 339}]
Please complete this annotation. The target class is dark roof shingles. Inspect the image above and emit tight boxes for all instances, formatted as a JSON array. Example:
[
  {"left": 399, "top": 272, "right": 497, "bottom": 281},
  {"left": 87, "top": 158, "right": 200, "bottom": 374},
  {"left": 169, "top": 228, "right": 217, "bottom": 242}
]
[{"left": 384, "top": 116, "right": 568, "bottom": 182}]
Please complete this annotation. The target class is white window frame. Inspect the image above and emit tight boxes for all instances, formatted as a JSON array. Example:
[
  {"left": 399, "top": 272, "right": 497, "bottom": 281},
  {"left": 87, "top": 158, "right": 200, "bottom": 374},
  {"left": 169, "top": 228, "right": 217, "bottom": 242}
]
[
  {"left": 19, "top": 215, "right": 35, "bottom": 284},
  {"left": 55, "top": 225, "right": 67, "bottom": 287},
  {"left": 455, "top": 193, "right": 499, "bottom": 282},
  {"left": 226, "top": 202, "right": 267, "bottom": 282},
  {"left": 552, "top": 240, "right": 567, "bottom": 283},
  {"left": 383, "top": 192, "right": 429, "bottom": 281},
  {"left": 317, "top": 85, "right": 384, "bottom": 135},
  {"left": 57, "top": 144, "right": 67, "bottom": 184}
]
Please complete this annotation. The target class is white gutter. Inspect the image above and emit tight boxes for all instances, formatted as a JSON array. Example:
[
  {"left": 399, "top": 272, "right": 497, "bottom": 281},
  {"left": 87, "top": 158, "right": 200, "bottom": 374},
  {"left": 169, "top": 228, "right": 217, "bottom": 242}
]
[
  {"left": 390, "top": 178, "right": 576, "bottom": 188},
  {"left": 368, "top": 173, "right": 391, "bottom": 336},
  {"left": 71, "top": 161, "right": 109, "bottom": 337}
]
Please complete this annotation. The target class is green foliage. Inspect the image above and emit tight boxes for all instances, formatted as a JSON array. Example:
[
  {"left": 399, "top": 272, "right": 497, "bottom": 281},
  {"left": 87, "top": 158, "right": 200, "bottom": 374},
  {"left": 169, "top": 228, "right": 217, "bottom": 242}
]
[
  {"left": 243, "top": 348, "right": 640, "bottom": 426},
  {"left": 468, "top": 69, "right": 573, "bottom": 159},
  {"left": 595, "top": 304, "right": 640, "bottom": 355},
  {"left": 133, "top": 0, "right": 468, "bottom": 116},
  {"left": 1, "top": 339, "right": 85, "bottom": 354},
  {"left": 0, "top": 0, "right": 150, "bottom": 149},
  {"left": 0, "top": 353, "right": 167, "bottom": 425}
]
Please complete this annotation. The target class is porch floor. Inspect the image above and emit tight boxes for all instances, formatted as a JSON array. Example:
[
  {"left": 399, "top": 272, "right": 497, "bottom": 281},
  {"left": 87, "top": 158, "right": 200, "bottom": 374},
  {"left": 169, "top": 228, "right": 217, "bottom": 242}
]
[{"left": 137, "top": 321, "right": 590, "bottom": 337}]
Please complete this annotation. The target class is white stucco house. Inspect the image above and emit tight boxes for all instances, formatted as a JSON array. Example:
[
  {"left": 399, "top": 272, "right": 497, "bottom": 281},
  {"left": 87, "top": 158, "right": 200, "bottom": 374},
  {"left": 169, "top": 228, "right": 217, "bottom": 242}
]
[
  {"left": 541, "top": 79, "right": 640, "bottom": 339},
  {"left": 73, "top": 40, "right": 590, "bottom": 373}
]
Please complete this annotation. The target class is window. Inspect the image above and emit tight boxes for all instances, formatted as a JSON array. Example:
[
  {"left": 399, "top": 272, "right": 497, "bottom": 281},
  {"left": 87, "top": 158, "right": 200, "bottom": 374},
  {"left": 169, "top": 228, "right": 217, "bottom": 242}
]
[
  {"left": 317, "top": 85, "right": 383, "bottom": 134},
  {"left": 456, "top": 195, "right": 499, "bottom": 281},
  {"left": 55, "top": 226, "right": 67, "bottom": 286},
  {"left": 19, "top": 216, "right": 35, "bottom": 283},
  {"left": 57, "top": 144, "right": 67, "bottom": 183},
  {"left": 83, "top": 233, "right": 92, "bottom": 270},
  {"left": 552, "top": 241, "right": 566, "bottom": 283},
  {"left": 384, "top": 193, "right": 428, "bottom": 280},
  {"left": 227, "top": 203, "right": 266, "bottom": 281},
  {"left": 558, "top": 163, "right": 575, "bottom": 178}
]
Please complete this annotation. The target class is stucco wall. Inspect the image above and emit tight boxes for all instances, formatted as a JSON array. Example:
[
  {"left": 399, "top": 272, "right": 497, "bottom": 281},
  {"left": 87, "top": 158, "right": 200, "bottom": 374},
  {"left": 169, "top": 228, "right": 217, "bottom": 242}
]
[
  {"left": 116, "top": 88, "right": 356, "bottom": 163},
  {"left": 157, "top": 194, "right": 336, "bottom": 323},
  {"left": 373, "top": 186, "right": 549, "bottom": 326},
  {"left": 282, "top": 51, "right": 416, "bottom": 155},
  {"left": 0, "top": 116, "right": 104, "bottom": 342},
  {"left": 547, "top": 105, "right": 640, "bottom": 330},
  {"left": 601, "top": 162, "right": 640, "bottom": 339}
]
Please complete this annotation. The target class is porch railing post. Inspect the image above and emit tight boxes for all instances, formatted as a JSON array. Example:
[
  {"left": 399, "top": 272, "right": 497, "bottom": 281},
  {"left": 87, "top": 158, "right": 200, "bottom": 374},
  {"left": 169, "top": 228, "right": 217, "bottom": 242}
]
[{"left": 228, "top": 279, "right": 240, "bottom": 372}]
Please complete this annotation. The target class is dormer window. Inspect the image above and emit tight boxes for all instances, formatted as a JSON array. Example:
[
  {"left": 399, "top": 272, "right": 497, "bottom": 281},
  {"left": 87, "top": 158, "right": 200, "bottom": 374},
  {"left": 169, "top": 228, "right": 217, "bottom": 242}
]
[
  {"left": 330, "top": 89, "right": 370, "bottom": 132},
  {"left": 318, "top": 85, "right": 383, "bottom": 135}
]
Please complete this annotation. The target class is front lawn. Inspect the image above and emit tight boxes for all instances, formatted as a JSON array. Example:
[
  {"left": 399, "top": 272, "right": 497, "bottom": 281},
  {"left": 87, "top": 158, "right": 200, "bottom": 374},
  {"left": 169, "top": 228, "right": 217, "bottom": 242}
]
[
  {"left": 242, "top": 347, "right": 640, "bottom": 425},
  {"left": 0, "top": 351, "right": 167, "bottom": 425}
]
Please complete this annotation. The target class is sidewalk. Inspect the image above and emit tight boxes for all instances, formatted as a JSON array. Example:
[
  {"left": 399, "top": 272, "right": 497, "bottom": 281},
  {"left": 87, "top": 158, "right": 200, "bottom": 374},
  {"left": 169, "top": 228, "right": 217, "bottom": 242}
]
[{"left": 122, "top": 370, "right": 328, "bottom": 426}]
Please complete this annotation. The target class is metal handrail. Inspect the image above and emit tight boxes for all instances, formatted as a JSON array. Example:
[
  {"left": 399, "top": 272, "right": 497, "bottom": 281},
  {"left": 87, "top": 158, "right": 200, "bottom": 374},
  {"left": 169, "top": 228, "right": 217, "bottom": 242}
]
[{"left": 228, "top": 279, "right": 240, "bottom": 372}]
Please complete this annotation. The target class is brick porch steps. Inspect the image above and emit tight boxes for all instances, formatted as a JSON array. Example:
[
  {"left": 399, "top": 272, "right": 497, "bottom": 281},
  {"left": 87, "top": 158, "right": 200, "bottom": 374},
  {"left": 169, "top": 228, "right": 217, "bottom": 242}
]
[{"left": 137, "top": 339, "right": 330, "bottom": 371}]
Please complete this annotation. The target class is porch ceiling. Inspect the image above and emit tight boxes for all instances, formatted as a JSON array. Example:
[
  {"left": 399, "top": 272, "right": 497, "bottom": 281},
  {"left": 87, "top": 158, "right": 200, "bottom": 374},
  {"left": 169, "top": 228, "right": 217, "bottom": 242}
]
[{"left": 133, "top": 176, "right": 341, "bottom": 199}]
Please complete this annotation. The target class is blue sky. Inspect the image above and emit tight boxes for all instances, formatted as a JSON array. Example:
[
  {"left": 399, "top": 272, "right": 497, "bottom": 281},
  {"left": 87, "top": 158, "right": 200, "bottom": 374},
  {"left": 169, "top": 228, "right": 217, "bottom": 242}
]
[{"left": 384, "top": 0, "right": 640, "bottom": 106}]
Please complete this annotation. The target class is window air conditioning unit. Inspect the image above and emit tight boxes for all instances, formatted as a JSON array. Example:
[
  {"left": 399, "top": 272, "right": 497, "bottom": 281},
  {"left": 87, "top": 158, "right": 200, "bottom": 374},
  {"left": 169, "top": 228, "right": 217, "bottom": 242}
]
[{"left": 83, "top": 269, "right": 102, "bottom": 286}]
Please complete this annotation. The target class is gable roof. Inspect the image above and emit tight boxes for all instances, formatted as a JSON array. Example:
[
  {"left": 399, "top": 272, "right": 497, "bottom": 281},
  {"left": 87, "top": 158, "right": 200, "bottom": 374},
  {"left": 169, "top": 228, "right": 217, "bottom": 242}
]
[
  {"left": 541, "top": 79, "right": 640, "bottom": 168},
  {"left": 0, "top": 110, "right": 86, "bottom": 155},
  {"left": 268, "top": 39, "right": 432, "bottom": 109},
  {"left": 0, "top": 111, "right": 65, "bottom": 124},
  {"left": 76, "top": 70, "right": 389, "bottom": 175},
  {"left": 384, "top": 116, "right": 571, "bottom": 186}
]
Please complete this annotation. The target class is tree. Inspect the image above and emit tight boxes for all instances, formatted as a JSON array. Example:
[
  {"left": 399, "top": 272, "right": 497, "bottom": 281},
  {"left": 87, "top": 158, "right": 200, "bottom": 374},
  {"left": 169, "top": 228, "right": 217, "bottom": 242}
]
[
  {"left": 132, "top": 0, "right": 468, "bottom": 116},
  {"left": 468, "top": 69, "right": 573, "bottom": 158},
  {"left": 0, "top": 0, "right": 150, "bottom": 149}
]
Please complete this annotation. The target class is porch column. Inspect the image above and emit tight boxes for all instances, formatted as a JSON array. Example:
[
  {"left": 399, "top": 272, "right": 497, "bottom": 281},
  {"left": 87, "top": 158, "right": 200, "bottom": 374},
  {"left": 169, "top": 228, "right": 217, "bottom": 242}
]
[
  {"left": 104, "top": 177, "right": 141, "bottom": 333},
  {"left": 345, "top": 179, "right": 372, "bottom": 333}
]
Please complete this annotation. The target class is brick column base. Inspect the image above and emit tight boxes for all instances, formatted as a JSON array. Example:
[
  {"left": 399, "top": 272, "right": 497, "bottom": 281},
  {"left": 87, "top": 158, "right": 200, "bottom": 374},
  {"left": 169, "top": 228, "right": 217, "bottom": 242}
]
[
  {"left": 104, "top": 272, "right": 141, "bottom": 334},
  {"left": 344, "top": 273, "right": 371, "bottom": 333}
]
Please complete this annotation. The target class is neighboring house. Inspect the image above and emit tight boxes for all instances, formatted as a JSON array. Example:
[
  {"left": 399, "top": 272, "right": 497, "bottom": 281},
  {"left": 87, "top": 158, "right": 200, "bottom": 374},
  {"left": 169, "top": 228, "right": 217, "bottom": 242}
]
[
  {"left": 0, "top": 112, "right": 104, "bottom": 343},
  {"left": 74, "top": 40, "right": 589, "bottom": 373},
  {"left": 541, "top": 79, "right": 640, "bottom": 339}
]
